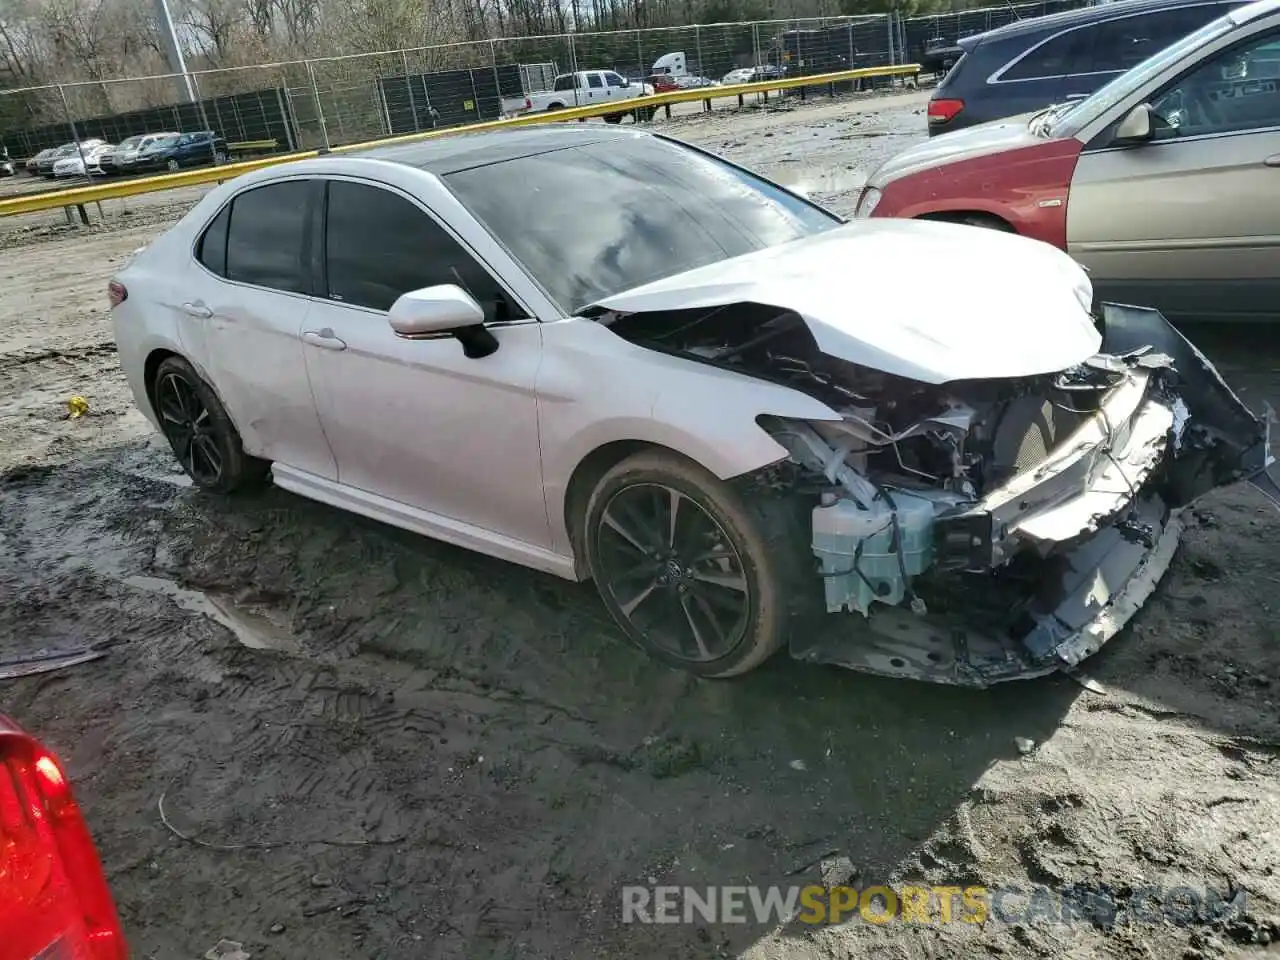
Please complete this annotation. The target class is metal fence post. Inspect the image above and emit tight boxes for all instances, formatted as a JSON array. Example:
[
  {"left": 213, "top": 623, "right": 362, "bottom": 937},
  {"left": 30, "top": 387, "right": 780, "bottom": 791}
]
[
  {"left": 695, "top": 25, "right": 703, "bottom": 76},
  {"left": 56, "top": 84, "right": 91, "bottom": 224},
  {"left": 636, "top": 31, "right": 644, "bottom": 77},
  {"left": 189, "top": 73, "right": 217, "bottom": 162},
  {"left": 306, "top": 60, "right": 331, "bottom": 151},
  {"left": 489, "top": 39, "right": 502, "bottom": 119},
  {"left": 752, "top": 22, "right": 761, "bottom": 69},
  {"left": 887, "top": 13, "right": 896, "bottom": 67}
]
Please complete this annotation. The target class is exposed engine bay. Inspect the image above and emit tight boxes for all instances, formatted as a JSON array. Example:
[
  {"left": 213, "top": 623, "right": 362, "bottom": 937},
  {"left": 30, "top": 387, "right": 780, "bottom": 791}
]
[{"left": 597, "top": 300, "right": 1278, "bottom": 686}]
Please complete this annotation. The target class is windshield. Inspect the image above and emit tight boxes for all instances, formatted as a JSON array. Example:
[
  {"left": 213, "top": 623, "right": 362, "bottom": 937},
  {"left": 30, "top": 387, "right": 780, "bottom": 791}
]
[
  {"left": 444, "top": 137, "right": 840, "bottom": 313},
  {"left": 1045, "top": 11, "right": 1238, "bottom": 137}
]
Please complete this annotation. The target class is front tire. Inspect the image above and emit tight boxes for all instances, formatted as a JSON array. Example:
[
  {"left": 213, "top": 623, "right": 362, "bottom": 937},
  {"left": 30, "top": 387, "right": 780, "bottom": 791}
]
[
  {"left": 152, "top": 356, "right": 269, "bottom": 494},
  {"left": 584, "top": 450, "right": 805, "bottom": 678}
]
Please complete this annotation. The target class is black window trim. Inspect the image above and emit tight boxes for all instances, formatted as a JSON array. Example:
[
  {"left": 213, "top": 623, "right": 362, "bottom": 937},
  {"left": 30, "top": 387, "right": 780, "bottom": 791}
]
[
  {"left": 987, "top": 1, "right": 1232, "bottom": 85},
  {"left": 189, "top": 174, "right": 322, "bottom": 299},
  {"left": 315, "top": 174, "right": 537, "bottom": 327},
  {"left": 1081, "top": 20, "right": 1280, "bottom": 152}
]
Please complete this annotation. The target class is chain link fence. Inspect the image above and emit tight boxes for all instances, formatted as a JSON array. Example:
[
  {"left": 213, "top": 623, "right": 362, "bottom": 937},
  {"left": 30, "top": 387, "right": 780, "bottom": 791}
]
[{"left": 1, "top": 1, "right": 1090, "bottom": 169}]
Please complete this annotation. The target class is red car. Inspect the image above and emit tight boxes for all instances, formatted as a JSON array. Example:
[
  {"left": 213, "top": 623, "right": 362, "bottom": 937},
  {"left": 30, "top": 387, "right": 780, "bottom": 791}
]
[
  {"left": 852, "top": 0, "right": 1280, "bottom": 324},
  {"left": 645, "top": 74, "right": 680, "bottom": 93},
  {"left": 0, "top": 715, "right": 126, "bottom": 960}
]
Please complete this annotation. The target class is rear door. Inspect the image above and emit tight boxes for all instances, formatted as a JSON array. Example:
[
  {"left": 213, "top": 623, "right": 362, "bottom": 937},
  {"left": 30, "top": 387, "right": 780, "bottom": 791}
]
[
  {"left": 185, "top": 178, "right": 338, "bottom": 478},
  {"left": 1068, "top": 24, "right": 1280, "bottom": 321}
]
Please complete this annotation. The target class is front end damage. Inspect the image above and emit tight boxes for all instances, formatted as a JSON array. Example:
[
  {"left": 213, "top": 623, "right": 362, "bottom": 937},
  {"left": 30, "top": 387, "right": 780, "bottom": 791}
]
[{"left": 603, "top": 300, "right": 1276, "bottom": 686}]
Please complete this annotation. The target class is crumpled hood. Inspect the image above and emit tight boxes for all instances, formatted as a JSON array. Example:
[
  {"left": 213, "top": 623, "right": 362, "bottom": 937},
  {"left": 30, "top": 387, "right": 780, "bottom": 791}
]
[
  {"left": 867, "top": 111, "right": 1047, "bottom": 186},
  {"left": 591, "top": 218, "right": 1100, "bottom": 384}
]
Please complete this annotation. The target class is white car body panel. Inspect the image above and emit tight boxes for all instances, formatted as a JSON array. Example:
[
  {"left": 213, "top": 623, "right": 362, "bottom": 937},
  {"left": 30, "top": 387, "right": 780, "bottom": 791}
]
[{"left": 594, "top": 218, "right": 1101, "bottom": 384}]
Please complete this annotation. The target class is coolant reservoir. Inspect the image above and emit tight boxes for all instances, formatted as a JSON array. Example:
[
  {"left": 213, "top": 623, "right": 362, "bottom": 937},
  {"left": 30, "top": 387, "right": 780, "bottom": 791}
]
[{"left": 812, "top": 491, "right": 937, "bottom": 615}]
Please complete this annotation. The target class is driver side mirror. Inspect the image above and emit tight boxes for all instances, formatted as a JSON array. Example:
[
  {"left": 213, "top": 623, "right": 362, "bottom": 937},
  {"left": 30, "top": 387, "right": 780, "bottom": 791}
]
[
  {"left": 1114, "top": 103, "right": 1155, "bottom": 144},
  {"left": 388, "top": 284, "right": 499, "bottom": 359}
]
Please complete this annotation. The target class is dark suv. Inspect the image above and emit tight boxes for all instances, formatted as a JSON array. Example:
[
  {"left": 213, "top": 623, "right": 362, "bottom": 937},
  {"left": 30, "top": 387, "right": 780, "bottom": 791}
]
[
  {"left": 133, "top": 130, "right": 229, "bottom": 172},
  {"left": 927, "top": 0, "right": 1245, "bottom": 134}
]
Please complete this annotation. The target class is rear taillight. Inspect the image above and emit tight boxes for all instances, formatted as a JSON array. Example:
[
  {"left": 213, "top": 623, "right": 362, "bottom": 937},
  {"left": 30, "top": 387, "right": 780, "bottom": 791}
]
[
  {"left": 0, "top": 726, "right": 126, "bottom": 960},
  {"left": 928, "top": 98, "right": 965, "bottom": 126},
  {"left": 106, "top": 281, "right": 127, "bottom": 309}
]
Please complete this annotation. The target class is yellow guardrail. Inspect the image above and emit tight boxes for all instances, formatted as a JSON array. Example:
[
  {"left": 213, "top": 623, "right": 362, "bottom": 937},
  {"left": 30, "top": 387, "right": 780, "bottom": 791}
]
[{"left": 0, "top": 64, "right": 917, "bottom": 220}]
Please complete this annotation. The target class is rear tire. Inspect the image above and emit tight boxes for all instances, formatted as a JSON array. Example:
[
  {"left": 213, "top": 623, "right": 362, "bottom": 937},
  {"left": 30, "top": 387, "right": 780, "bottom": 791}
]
[
  {"left": 584, "top": 450, "right": 812, "bottom": 678},
  {"left": 152, "top": 356, "right": 269, "bottom": 494},
  {"left": 925, "top": 212, "right": 1015, "bottom": 232},
  {"left": 604, "top": 112, "right": 623, "bottom": 125}
]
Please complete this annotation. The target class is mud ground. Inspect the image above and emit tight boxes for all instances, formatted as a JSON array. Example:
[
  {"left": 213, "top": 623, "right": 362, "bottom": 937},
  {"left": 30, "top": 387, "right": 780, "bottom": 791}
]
[{"left": 2, "top": 88, "right": 1279, "bottom": 960}]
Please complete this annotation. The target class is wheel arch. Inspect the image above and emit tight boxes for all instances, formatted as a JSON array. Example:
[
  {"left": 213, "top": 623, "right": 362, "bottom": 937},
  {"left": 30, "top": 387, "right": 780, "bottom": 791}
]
[{"left": 915, "top": 209, "right": 1018, "bottom": 233}]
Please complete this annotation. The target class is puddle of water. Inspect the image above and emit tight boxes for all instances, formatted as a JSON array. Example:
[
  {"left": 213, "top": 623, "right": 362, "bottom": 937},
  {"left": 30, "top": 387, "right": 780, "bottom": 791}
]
[
  {"left": 124, "top": 575, "right": 301, "bottom": 653},
  {"left": 768, "top": 167, "right": 866, "bottom": 197}
]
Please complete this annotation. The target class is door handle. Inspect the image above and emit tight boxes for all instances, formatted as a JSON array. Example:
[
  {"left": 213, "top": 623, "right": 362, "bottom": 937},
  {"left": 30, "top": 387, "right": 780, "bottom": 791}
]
[
  {"left": 1265, "top": 154, "right": 1280, "bottom": 168},
  {"left": 181, "top": 302, "right": 212, "bottom": 318},
  {"left": 302, "top": 329, "right": 347, "bottom": 351}
]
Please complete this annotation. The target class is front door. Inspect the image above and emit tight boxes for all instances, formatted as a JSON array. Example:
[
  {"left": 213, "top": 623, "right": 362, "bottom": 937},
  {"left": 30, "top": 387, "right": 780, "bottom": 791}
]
[
  {"left": 1068, "top": 26, "right": 1280, "bottom": 321},
  {"left": 185, "top": 177, "right": 337, "bottom": 479},
  {"left": 300, "top": 177, "right": 552, "bottom": 550}
]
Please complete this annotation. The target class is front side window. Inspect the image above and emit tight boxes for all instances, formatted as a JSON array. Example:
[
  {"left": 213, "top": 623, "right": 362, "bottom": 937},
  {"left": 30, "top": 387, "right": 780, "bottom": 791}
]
[
  {"left": 323, "top": 179, "right": 524, "bottom": 320},
  {"left": 1151, "top": 28, "right": 1280, "bottom": 135},
  {"left": 606, "top": 72, "right": 626, "bottom": 87},
  {"left": 224, "top": 180, "right": 311, "bottom": 294}
]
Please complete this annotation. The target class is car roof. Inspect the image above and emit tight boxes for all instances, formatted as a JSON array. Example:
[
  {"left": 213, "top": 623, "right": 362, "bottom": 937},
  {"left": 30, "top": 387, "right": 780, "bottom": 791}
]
[
  {"left": 351, "top": 125, "right": 647, "bottom": 176},
  {"left": 977, "top": 0, "right": 1235, "bottom": 42}
]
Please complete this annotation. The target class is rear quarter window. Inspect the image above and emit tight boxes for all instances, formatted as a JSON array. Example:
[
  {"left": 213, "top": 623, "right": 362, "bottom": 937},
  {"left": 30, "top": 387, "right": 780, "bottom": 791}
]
[{"left": 938, "top": 52, "right": 969, "bottom": 89}]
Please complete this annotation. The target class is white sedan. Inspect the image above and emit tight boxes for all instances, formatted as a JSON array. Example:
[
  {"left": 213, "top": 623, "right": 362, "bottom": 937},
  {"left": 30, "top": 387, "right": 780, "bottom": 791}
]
[
  {"left": 110, "top": 126, "right": 1275, "bottom": 686},
  {"left": 52, "top": 143, "right": 111, "bottom": 177}
]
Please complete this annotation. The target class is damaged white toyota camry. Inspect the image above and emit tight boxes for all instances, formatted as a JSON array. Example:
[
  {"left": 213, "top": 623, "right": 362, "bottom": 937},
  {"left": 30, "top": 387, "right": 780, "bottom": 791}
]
[{"left": 111, "top": 126, "right": 1276, "bottom": 686}]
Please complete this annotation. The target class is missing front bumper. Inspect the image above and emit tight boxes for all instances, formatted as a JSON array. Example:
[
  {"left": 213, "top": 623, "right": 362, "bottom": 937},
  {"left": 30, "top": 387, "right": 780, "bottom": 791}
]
[{"left": 789, "top": 303, "right": 1274, "bottom": 687}]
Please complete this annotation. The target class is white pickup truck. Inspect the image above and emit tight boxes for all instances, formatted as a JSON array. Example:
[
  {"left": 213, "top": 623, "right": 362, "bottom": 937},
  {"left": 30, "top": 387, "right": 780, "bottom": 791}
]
[{"left": 502, "top": 70, "right": 655, "bottom": 122}]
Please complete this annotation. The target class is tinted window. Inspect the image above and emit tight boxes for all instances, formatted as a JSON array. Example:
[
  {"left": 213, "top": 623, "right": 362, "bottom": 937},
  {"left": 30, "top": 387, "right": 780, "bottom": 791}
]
[
  {"left": 225, "top": 180, "right": 311, "bottom": 293},
  {"left": 1001, "top": 27, "right": 1091, "bottom": 80},
  {"left": 324, "top": 180, "right": 523, "bottom": 319},
  {"left": 197, "top": 205, "right": 230, "bottom": 277},
  {"left": 553, "top": 75, "right": 574, "bottom": 91},
  {"left": 1152, "top": 29, "right": 1280, "bottom": 135},
  {"left": 587, "top": 73, "right": 604, "bottom": 88},
  {"left": 445, "top": 137, "right": 839, "bottom": 312},
  {"left": 1090, "top": 7, "right": 1225, "bottom": 74}
]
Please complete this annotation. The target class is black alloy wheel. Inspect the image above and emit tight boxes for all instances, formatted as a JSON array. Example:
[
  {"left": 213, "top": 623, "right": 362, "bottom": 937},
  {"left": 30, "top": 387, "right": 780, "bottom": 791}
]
[
  {"left": 156, "top": 370, "right": 223, "bottom": 486},
  {"left": 151, "top": 355, "right": 269, "bottom": 494},
  {"left": 595, "top": 481, "right": 750, "bottom": 664},
  {"left": 585, "top": 450, "right": 805, "bottom": 677}
]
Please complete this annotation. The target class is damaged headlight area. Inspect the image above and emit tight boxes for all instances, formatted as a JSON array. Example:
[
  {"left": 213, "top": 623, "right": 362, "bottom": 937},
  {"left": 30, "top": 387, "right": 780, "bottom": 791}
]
[{"left": 607, "top": 300, "right": 1275, "bottom": 686}]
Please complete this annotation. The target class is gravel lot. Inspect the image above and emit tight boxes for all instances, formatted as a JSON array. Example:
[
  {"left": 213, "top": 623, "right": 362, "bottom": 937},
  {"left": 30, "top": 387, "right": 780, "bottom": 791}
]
[{"left": 2, "top": 88, "right": 1279, "bottom": 960}]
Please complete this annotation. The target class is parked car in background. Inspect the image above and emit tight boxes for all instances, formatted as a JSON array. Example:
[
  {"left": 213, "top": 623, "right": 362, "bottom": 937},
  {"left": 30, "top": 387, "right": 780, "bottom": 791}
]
[
  {"left": 110, "top": 125, "right": 1273, "bottom": 686},
  {"left": 38, "top": 142, "right": 86, "bottom": 178},
  {"left": 858, "top": 0, "right": 1280, "bottom": 323},
  {"left": 99, "top": 132, "right": 178, "bottom": 175},
  {"left": 722, "top": 67, "right": 757, "bottom": 84},
  {"left": 505, "top": 71, "right": 655, "bottom": 121},
  {"left": 133, "top": 130, "right": 228, "bottom": 172},
  {"left": 0, "top": 147, "right": 14, "bottom": 177},
  {"left": 52, "top": 142, "right": 114, "bottom": 178},
  {"left": 645, "top": 73, "right": 680, "bottom": 93},
  {"left": 0, "top": 714, "right": 127, "bottom": 960},
  {"left": 927, "top": 0, "right": 1246, "bottom": 134},
  {"left": 26, "top": 148, "right": 56, "bottom": 175},
  {"left": 673, "top": 74, "right": 719, "bottom": 89}
]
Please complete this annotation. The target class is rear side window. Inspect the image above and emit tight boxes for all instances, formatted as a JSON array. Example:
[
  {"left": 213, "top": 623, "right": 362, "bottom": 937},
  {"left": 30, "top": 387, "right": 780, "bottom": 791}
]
[
  {"left": 1089, "top": 6, "right": 1228, "bottom": 74},
  {"left": 323, "top": 180, "right": 523, "bottom": 320},
  {"left": 588, "top": 73, "right": 604, "bottom": 89},
  {"left": 225, "top": 180, "right": 311, "bottom": 294},
  {"left": 196, "top": 205, "right": 230, "bottom": 277},
  {"left": 1001, "top": 27, "right": 1091, "bottom": 80},
  {"left": 553, "top": 75, "right": 573, "bottom": 91}
]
